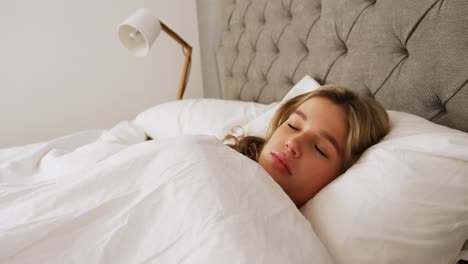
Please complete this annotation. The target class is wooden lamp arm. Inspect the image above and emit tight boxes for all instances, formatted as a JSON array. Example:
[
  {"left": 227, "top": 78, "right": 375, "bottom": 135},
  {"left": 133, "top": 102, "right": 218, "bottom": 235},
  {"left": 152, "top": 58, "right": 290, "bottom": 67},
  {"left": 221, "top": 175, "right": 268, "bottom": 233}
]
[{"left": 160, "top": 22, "right": 192, "bottom": 100}]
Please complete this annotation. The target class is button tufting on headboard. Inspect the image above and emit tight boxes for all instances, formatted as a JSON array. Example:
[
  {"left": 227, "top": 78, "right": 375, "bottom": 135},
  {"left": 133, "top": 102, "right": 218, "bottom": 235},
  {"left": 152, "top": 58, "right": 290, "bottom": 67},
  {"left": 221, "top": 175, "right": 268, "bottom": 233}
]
[
  {"left": 341, "top": 42, "right": 348, "bottom": 54},
  {"left": 399, "top": 47, "right": 409, "bottom": 57},
  {"left": 222, "top": 0, "right": 468, "bottom": 132}
]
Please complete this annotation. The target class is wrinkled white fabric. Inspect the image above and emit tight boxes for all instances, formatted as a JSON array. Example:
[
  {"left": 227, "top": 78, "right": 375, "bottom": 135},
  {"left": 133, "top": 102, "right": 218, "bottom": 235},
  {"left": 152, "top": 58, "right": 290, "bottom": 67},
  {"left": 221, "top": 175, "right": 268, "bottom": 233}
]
[
  {"left": 0, "top": 135, "right": 333, "bottom": 264},
  {"left": 0, "top": 121, "right": 146, "bottom": 184}
]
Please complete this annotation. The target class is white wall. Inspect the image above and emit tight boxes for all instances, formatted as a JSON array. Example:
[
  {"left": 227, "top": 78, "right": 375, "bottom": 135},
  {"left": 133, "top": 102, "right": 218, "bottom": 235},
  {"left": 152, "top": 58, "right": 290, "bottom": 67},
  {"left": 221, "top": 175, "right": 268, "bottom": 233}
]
[
  {"left": 196, "top": 0, "right": 224, "bottom": 99},
  {"left": 0, "top": 0, "right": 203, "bottom": 148}
]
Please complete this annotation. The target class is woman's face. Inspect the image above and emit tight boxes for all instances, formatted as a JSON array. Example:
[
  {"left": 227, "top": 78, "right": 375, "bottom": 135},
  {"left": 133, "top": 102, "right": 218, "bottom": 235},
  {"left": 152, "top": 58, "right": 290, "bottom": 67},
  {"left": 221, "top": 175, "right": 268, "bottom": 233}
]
[{"left": 258, "top": 96, "right": 349, "bottom": 207}]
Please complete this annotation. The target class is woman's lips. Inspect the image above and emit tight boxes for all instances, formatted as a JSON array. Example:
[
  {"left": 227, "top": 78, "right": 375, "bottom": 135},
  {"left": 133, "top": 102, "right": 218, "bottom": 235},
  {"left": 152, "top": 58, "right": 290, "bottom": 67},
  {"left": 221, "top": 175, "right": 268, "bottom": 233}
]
[{"left": 270, "top": 152, "right": 292, "bottom": 176}]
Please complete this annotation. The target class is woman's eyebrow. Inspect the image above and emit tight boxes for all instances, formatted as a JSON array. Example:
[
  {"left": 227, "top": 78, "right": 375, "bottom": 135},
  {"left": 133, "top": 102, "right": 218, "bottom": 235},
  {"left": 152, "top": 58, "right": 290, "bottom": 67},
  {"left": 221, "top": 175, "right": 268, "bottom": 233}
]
[
  {"left": 294, "top": 109, "right": 307, "bottom": 120},
  {"left": 293, "top": 110, "right": 341, "bottom": 154}
]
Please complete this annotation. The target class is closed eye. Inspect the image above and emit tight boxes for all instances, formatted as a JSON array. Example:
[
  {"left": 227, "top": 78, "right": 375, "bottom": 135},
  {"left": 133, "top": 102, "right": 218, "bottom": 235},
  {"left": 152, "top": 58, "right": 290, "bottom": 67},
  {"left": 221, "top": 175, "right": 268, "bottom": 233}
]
[
  {"left": 315, "top": 145, "right": 328, "bottom": 159},
  {"left": 288, "top": 123, "right": 299, "bottom": 131}
]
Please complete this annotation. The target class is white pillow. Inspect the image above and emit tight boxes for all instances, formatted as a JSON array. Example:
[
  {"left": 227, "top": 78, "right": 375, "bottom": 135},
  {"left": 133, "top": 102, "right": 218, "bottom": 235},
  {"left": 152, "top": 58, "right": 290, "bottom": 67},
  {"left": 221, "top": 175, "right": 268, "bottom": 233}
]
[
  {"left": 135, "top": 98, "right": 269, "bottom": 140},
  {"left": 134, "top": 75, "right": 320, "bottom": 140},
  {"left": 301, "top": 111, "right": 468, "bottom": 264}
]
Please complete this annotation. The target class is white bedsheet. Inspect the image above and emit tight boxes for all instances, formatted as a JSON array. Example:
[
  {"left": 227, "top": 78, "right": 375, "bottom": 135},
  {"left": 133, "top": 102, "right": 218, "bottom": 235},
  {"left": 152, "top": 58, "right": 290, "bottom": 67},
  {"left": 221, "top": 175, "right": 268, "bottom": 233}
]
[
  {"left": 0, "top": 121, "right": 147, "bottom": 184},
  {"left": 0, "top": 123, "right": 333, "bottom": 264}
]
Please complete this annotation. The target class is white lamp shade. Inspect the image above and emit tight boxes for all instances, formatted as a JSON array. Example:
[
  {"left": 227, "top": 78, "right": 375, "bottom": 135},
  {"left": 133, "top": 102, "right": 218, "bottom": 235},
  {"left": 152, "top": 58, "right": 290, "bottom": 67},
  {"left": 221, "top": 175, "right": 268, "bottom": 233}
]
[{"left": 118, "top": 8, "right": 161, "bottom": 57}]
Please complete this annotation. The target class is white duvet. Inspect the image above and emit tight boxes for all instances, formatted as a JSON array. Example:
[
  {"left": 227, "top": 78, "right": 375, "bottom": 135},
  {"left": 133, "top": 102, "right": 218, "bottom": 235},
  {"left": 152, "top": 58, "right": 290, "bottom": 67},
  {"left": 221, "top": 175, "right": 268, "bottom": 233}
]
[{"left": 0, "top": 122, "right": 333, "bottom": 264}]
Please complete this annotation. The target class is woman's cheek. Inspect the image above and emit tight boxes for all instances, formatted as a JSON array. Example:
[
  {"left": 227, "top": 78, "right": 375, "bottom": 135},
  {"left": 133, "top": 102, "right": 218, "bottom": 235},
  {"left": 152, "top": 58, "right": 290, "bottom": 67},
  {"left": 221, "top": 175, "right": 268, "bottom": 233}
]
[{"left": 305, "top": 160, "right": 328, "bottom": 182}]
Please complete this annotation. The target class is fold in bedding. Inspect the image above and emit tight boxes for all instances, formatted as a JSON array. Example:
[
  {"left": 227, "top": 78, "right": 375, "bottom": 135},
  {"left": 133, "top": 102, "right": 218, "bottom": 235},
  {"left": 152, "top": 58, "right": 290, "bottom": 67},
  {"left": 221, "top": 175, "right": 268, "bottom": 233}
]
[{"left": 0, "top": 128, "right": 332, "bottom": 263}]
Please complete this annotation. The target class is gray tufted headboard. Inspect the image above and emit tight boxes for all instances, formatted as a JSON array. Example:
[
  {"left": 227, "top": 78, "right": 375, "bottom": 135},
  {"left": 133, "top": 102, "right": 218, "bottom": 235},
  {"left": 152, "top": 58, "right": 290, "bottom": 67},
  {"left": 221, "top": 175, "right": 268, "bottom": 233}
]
[{"left": 198, "top": 0, "right": 468, "bottom": 132}]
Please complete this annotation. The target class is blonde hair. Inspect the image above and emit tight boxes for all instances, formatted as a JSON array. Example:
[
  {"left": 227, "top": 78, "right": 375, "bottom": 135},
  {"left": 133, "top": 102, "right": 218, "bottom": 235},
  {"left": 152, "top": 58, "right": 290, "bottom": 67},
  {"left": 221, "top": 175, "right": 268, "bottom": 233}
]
[{"left": 225, "top": 85, "right": 390, "bottom": 170}]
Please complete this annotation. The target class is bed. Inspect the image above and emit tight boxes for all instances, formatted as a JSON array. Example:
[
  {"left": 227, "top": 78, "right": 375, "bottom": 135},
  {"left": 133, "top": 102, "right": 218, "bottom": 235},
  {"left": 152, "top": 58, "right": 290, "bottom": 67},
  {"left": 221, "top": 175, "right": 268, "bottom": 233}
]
[{"left": 1, "top": 0, "right": 468, "bottom": 263}]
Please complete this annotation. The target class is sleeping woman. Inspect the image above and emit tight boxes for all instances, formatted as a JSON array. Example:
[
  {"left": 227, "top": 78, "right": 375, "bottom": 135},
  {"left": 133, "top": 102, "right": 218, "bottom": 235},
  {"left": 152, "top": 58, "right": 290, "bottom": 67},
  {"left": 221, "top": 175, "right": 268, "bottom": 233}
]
[
  {"left": 0, "top": 85, "right": 390, "bottom": 262},
  {"left": 225, "top": 85, "right": 390, "bottom": 207}
]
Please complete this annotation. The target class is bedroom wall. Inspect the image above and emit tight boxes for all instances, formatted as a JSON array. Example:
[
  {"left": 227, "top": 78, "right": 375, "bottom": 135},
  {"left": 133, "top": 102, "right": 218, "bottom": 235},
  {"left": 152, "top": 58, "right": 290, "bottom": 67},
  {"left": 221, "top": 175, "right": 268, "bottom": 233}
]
[
  {"left": 0, "top": 0, "right": 203, "bottom": 148},
  {"left": 196, "top": 0, "right": 224, "bottom": 99}
]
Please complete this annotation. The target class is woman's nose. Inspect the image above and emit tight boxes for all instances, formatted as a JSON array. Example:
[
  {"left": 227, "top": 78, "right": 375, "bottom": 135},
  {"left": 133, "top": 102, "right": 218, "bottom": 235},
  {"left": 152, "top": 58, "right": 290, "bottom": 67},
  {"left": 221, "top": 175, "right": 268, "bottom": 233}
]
[{"left": 285, "top": 137, "right": 301, "bottom": 158}]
